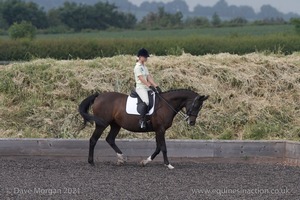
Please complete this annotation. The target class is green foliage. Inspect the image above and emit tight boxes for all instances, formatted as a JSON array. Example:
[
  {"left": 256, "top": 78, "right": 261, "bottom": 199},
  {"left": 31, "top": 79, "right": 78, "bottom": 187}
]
[
  {"left": 253, "top": 18, "right": 287, "bottom": 26},
  {"left": 0, "top": 14, "right": 9, "bottom": 29},
  {"left": 1, "top": 29, "right": 300, "bottom": 60},
  {"left": 211, "top": 12, "right": 222, "bottom": 27},
  {"left": 244, "top": 122, "right": 281, "bottom": 140},
  {"left": 290, "top": 18, "right": 300, "bottom": 34},
  {"left": 139, "top": 7, "right": 183, "bottom": 29},
  {"left": 218, "top": 129, "right": 234, "bottom": 140},
  {"left": 0, "top": 28, "right": 7, "bottom": 35},
  {"left": 50, "top": 2, "right": 136, "bottom": 31},
  {"left": 185, "top": 16, "right": 210, "bottom": 28},
  {"left": 39, "top": 25, "right": 72, "bottom": 34},
  {"left": 30, "top": 25, "right": 293, "bottom": 39},
  {"left": 224, "top": 17, "right": 248, "bottom": 27},
  {"left": 8, "top": 21, "right": 36, "bottom": 40},
  {"left": 0, "top": 0, "right": 48, "bottom": 29},
  {"left": 0, "top": 0, "right": 293, "bottom": 32},
  {"left": 0, "top": 0, "right": 136, "bottom": 31},
  {"left": 46, "top": 8, "right": 63, "bottom": 28}
]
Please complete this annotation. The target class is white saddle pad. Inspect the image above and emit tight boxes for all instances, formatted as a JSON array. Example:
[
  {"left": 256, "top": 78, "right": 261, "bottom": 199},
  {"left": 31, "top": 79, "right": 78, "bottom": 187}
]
[{"left": 125, "top": 94, "right": 155, "bottom": 115}]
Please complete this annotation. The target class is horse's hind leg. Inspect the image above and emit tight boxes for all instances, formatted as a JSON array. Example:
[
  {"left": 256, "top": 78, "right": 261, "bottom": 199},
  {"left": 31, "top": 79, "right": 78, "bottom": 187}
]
[
  {"left": 88, "top": 125, "right": 106, "bottom": 166},
  {"left": 105, "top": 123, "right": 124, "bottom": 165}
]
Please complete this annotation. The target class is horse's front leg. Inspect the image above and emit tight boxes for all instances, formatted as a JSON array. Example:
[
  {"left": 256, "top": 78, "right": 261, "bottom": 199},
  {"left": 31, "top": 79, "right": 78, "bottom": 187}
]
[
  {"left": 140, "top": 144, "right": 160, "bottom": 167},
  {"left": 159, "top": 133, "right": 174, "bottom": 169},
  {"left": 141, "top": 130, "right": 174, "bottom": 169}
]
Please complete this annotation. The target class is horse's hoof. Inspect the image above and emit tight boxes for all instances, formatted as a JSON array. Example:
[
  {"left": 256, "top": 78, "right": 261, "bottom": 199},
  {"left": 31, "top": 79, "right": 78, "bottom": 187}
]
[
  {"left": 117, "top": 160, "right": 125, "bottom": 166},
  {"left": 140, "top": 156, "right": 152, "bottom": 167},
  {"left": 140, "top": 160, "right": 147, "bottom": 167},
  {"left": 88, "top": 160, "right": 95, "bottom": 166},
  {"left": 166, "top": 164, "right": 174, "bottom": 169},
  {"left": 116, "top": 153, "right": 126, "bottom": 166}
]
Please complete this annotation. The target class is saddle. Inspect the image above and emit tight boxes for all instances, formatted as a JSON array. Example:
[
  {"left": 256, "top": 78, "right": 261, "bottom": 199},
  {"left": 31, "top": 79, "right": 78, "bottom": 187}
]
[{"left": 125, "top": 90, "right": 155, "bottom": 115}]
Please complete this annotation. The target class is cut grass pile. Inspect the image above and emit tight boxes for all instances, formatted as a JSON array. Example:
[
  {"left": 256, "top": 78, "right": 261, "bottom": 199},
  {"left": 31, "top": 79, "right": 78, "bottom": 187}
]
[{"left": 0, "top": 52, "right": 299, "bottom": 140}]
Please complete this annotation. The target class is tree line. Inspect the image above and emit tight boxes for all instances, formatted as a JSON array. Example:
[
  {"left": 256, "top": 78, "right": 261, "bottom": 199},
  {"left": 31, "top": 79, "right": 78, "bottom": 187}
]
[
  {"left": 0, "top": 0, "right": 298, "bottom": 35},
  {"left": 25, "top": 0, "right": 299, "bottom": 21},
  {"left": 0, "top": 0, "right": 136, "bottom": 31}
]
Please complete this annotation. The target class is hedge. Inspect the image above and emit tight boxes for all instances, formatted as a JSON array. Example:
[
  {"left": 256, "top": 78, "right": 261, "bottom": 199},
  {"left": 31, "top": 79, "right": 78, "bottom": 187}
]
[{"left": 0, "top": 34, "right": 300, "bottom": 61}]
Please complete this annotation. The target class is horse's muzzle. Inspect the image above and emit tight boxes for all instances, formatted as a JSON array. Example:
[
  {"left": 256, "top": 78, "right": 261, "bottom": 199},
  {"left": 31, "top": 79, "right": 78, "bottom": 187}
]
[{"left": 188, "top": 118, "right": 196, "bottom": 126}]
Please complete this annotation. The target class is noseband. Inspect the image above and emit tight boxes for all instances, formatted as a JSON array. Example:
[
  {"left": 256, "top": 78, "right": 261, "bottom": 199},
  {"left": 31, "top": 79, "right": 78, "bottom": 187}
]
[{"left": 186, "top": 98, "right": 202, "bottom": 118}]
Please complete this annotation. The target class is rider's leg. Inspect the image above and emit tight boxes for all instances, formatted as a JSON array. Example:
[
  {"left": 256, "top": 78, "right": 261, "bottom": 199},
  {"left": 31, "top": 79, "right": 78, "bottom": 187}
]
[
  {"left": 136, "top": 88, "right": 149, "bottom": 129},
  {"left": 139, "top": 102, "right": 148, "bottom": 129}
]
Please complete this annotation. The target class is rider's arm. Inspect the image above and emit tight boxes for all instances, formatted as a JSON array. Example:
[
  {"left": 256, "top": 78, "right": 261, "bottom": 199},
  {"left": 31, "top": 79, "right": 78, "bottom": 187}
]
[
  {"left": 138, "top": 75, "right": 151, "bottom": 87},
  {"left": 147, "top": 74, "right": 158, "bottom": 88}
]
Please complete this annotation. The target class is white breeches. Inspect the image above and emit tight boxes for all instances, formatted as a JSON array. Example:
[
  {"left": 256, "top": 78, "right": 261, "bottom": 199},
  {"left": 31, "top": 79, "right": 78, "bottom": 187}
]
[{"left": 136, "top": 88, "right": 149, "bottom": 105}]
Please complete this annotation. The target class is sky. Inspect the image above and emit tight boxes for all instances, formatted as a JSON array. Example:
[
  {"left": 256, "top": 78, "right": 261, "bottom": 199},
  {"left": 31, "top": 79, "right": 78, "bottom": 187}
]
[{"left": 128, "top": 0, "right": 300, "bottom": 14}]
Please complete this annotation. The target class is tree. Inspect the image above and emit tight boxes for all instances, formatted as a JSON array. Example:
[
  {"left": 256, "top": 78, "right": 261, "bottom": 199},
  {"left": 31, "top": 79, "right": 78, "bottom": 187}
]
[
  {"left": 211, "top": 12, "right": 221, "bottom": 27},
  {"left": 0, "top": 15, "right": 8, "bottom": 29},
  {"left": 228, "top": 17, "right": 248, "bottom": 26},
  {"left": 117, "top": 13, "right": 137, "bottom": 29},
  {"left": 47, "top": 8, "right": 63, "bottom": 27},
  {"left": 185, "top": 16, "right": 210, "bottom": 28},
  {"left": 1, "top": 0, "right": 48, "bottom": 29},
  {"left": 139, "top": 7, "right": 183, "bottom": 29},
  {"left": 53, "top": 2, "right": 137, "bottom": 31},
  {"left": 290, "top": 18, "right": 300, "bottom": 34},
  {"left": 8, "top": 21, "right": 36, "bottom": 40}
]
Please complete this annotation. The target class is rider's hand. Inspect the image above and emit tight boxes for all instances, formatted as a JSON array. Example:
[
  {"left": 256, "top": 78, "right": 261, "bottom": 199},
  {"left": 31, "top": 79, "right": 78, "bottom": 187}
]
[
  {"left": 149, "top": 86, "right": 157, "bottom": 93},
  {"left": 156, "top": 86, "right": 162, "bottom": 93}
]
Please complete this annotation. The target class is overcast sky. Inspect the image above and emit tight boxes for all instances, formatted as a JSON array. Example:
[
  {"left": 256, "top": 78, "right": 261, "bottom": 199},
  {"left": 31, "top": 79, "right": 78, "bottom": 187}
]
[{"left": 128, "top": 0, "right": 300, "bottom": 14}]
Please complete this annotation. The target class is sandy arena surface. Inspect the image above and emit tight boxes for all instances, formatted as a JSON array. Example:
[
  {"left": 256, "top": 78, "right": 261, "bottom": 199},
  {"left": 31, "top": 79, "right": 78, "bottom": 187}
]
[{"left": 0, "top": 157, "right": 299, "bottom": 199}]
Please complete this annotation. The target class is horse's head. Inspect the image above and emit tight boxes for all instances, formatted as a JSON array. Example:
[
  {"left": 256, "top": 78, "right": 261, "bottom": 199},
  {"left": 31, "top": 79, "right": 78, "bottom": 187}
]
[{"left": 185, "top": 95, "right": 209, "bottom": 126}]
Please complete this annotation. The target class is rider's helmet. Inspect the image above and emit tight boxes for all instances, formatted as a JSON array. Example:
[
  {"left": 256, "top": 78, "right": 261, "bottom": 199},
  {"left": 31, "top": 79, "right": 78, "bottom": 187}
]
[{"left": 137, "top": 48, "right": 150, "bottom": 58}]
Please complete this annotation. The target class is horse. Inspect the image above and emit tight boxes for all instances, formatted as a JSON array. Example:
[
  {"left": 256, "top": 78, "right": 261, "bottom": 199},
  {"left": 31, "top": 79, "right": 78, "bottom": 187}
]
[{"left": 78, "top": 89, "right": 209, "bottom": 169}]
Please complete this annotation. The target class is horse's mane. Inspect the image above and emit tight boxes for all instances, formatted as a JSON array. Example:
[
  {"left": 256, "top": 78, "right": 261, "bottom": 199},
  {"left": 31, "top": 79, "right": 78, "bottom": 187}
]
[{"left": 162, "top": 88, "right": 198, "bottom": 95}]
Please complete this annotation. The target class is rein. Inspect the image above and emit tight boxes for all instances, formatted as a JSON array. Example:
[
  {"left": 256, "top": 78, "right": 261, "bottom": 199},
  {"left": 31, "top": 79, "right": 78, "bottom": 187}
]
[{"left": 156, "top": 93, "right": 189, "bottom": 121}]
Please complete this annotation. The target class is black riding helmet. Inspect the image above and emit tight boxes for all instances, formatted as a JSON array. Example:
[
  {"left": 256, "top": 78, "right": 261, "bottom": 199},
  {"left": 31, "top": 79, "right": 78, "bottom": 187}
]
[{"left": 137, "top": 48, "right": 150, "bottom": 57}]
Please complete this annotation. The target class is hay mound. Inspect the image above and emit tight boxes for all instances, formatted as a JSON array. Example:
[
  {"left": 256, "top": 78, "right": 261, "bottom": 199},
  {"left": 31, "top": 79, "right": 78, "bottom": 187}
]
[{"left": 0, "top": 52, "right": 299, "bottom": 140}]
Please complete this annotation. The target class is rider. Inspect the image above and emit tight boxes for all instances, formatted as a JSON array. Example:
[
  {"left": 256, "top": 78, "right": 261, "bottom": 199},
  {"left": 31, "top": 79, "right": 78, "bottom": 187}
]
[{"left": 134, "top": 48, "right": 162, "bottom": 129}]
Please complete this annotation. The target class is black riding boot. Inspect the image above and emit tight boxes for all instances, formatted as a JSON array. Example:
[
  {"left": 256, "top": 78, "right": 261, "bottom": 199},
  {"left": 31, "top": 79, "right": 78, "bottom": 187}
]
[{"left": 139, "top": 102, "right": 148, "bottom": 129}]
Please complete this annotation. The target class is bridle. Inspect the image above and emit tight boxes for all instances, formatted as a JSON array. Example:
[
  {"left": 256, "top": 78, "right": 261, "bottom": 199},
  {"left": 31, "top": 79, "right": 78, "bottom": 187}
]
[
  {"left": 186, "top": 98, "right": 202, "bottom": 117},
  {"left": 156, "top": 92, "right": 199, "bottom": 121}
]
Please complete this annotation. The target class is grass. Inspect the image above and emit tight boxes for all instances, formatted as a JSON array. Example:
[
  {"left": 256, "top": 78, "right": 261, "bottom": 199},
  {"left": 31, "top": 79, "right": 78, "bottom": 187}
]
[
  {"left": 0, "top": 52, "right": 299, "bottom": 140},
  {"left": 0, "top": 24, "right": 295, "bottom": 41},
  {"left": 37, "top": 24, "right": 295, "bottom": 39},
  {"left": 1, "top": 32, "right": 299, "bottom": 61},
  {"left": 0, "top": 24, "right": 299, "bottom": 61}
]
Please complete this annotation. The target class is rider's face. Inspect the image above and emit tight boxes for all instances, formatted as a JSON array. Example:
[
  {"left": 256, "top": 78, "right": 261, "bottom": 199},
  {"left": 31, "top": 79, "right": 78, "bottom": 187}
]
[{"left": 139, "top": 56, "right": 147, "bottom": 62}]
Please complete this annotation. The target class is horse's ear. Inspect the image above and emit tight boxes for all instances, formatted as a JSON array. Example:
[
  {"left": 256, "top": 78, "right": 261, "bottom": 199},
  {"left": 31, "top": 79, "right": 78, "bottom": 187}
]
[{"left": 199, "top": 95, "right": 209, "bottom": 101}]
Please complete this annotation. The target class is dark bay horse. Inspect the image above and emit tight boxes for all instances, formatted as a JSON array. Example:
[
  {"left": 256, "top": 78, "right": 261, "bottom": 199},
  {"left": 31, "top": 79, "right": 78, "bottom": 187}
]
[{"left": 78, "top": 89, "right": 209, "bottom": 169}]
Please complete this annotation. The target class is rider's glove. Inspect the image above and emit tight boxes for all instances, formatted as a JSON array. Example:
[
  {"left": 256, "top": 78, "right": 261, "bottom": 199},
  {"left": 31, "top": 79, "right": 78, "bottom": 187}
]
[
  {"left": 156, "top": 86, "right": 162, "bottom": 93},
  {"left": 149, "top": 86, "right": 157, "bottom": 93}
]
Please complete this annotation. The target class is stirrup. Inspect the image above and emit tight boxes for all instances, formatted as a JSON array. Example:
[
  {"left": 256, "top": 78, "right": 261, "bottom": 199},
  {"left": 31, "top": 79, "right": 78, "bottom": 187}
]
[{"left": 139, "top": 119, "right": 147, "bottom": 129}]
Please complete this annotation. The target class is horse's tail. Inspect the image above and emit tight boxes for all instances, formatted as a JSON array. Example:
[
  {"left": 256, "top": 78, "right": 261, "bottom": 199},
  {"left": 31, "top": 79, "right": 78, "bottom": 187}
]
[{"left": 78, "top": 92, "right": 107, "bottom": 129}]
